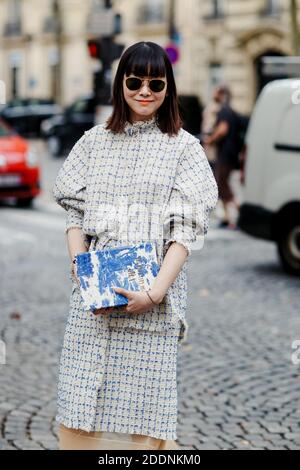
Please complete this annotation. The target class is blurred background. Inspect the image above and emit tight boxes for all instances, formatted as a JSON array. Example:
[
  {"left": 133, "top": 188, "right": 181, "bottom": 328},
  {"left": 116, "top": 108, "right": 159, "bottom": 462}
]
[{"left": 0, "top": 0, "right": 300, "bottom": 451}]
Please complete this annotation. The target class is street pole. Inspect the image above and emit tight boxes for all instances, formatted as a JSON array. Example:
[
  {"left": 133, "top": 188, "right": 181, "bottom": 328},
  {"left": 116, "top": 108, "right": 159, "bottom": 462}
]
[
  {"left": 168, "top": 0, "right": 176, "bottom": 40},
  {"left": 100, "top": 0, "right": 114, "bottom": 106},
  {"left": 290, "top": 0, "right": 300, "bottom": 55},
  {"left": 53, "top": 0, "right": 63, "bottom": 105},
  {"left": 87, "top": 0, "right": 124, "bottom": 122}
]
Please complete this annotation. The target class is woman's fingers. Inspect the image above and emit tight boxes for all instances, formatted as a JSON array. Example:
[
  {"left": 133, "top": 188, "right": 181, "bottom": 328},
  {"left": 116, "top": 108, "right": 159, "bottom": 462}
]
[{"left": 112, "top": 286, "right": 132, "bottom": 299}]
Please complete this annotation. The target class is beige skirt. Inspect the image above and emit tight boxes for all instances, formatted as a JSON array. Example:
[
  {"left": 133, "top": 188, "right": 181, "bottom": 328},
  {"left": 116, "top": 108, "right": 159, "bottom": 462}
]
[{"left": 58, "top": 424, "right": 181, "bottom": 450}]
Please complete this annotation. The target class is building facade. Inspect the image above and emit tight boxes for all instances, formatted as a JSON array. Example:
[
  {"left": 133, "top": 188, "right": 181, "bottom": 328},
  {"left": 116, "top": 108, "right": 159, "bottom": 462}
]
[
  {"left": 0, "top": 0, "right": 92, "bottom": 105},
  {"left": 0, "top": 0, "right": 299, "bottom": 113},
  {"left": 122, "top": 0, "right": 298, "bottom": 113}
]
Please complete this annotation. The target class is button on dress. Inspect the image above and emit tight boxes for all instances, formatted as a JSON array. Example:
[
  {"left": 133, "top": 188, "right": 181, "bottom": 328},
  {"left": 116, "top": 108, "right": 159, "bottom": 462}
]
[{"left": 52, "top": 115, "right": 218, "bottom": 440}]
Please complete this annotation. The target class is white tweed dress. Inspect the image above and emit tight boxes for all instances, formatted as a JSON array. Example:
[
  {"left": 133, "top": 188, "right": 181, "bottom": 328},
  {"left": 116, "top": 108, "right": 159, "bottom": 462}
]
[{"left": 52, "top": 115, "right": 218, "bottom": 440}]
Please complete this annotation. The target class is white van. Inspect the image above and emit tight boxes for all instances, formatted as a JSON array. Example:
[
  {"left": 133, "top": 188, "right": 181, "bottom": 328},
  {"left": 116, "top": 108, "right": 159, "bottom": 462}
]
[{"left": 238, "top": 79, "right": 300, "bottom": 275}]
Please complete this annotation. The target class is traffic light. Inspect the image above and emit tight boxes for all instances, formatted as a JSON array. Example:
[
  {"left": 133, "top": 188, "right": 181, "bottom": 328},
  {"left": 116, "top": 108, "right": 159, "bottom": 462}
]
[
  {"left": 87, "top": 36, "right": 125, "bottom": 105},
  {"left": 87, "top": 39, "right": 101, "bottom": 59}
]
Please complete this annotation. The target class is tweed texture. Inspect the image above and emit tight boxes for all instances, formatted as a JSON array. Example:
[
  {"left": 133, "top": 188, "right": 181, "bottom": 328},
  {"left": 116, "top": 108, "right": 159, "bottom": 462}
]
[
  {"left": 53, "top": 115, "right": 218, "bottom": 340},
  {"left": 56, "top": 284, "right": 182, "bottom": 439}
]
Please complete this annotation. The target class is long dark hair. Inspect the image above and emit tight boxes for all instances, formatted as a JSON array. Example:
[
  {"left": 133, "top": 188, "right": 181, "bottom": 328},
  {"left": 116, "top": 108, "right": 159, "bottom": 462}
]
[{"left": 105, "top": 41, "right": 183, "bottom": 136}]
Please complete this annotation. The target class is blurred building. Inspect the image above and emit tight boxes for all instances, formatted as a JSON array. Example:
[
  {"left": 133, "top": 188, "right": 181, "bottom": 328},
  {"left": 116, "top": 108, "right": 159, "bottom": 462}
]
[
  {"left": 119, "top": 0, "right": 299, "bottom": 114},
  {"left": 195, "top": 0, "right": 299, "bottom": 113},
  {"left": 0, "top": 0, "right": 92, "bottom": 105},
  {"left": 0, "top": 0, "right": 299, "bottom": 112}
]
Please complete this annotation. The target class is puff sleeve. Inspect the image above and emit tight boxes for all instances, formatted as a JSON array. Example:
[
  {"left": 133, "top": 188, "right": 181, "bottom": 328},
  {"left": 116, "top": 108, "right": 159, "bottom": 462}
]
[
  {"left": 52, "top": 130, "right": 90, "bottom": 234},
  {"left": 163, "top": 139, "right": 218, "bottom": 257}
]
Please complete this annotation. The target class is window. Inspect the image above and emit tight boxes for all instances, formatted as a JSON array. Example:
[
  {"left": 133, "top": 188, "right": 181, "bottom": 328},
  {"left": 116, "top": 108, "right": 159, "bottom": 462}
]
[
  {"left": 67, "top": 98, "right": 95, "bottom": 115},
  {"left": 207, "top": 63, "right": 224, "bottom": 99},
  {"left": 276, "top": 103, "right": 300, "bottom": 149},
  {"left": 137, "top": 0, "right": 165, "bottom": 24},
  {"left": 212, "top": 0, "right": 225, "bottom": 18},
  {"left": 204, "top": 0, "right": 225, "bottom": 20},
  {"left": 261, "top": 0, "right": 281, "bottom": 17},
  {"left": 0, "top": 120, "right": 15, "bottom": 137},
  {"left": 8, "top": 0, "right": 21, "bottom": 23},
  {"left": 43, "top": 0, "right": 60, "bottom": 33},
  {"left": 50, "top": 64, "right": 59, "bottom": 100},
  {"left": 11, "top": 66, "right": 20, "bottom": 99},
  {"left": 4, "top": 0, "right": 22, "bottom": 36}
]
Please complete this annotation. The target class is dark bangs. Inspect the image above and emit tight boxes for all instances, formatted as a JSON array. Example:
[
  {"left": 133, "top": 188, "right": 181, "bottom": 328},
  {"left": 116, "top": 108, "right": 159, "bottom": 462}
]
[
  {"left": 105, "top": 41, "right": 183, "bottom": 136},
  {"left": 124, "top": 45, "right": 166, "bottom": 78}
]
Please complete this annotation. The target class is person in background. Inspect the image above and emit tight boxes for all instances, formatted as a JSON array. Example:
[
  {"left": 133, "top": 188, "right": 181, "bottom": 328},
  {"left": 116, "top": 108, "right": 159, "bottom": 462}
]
[
  {"left": 203, "top": 84, "right": 240, "bottom": 228},
  {"left": 201, "top": 99, "right": 221, "bottom": 173}
]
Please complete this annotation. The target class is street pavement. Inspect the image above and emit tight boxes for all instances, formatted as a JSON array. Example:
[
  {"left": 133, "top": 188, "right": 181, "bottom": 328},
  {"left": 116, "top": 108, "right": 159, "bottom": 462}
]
[{"left": 0, "top": 141, "right": 299, "bottom": 450}]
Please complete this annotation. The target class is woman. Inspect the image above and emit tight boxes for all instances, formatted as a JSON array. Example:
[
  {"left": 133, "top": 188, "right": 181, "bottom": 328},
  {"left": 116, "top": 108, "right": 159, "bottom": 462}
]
[{"left": 52, "top": 41, "right": 218, "bottom": 450}]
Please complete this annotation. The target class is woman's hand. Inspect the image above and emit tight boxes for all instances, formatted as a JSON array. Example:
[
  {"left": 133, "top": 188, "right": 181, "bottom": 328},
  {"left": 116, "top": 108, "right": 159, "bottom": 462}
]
[{"left": 92, "top": 286, "right": 159, "bottom": 316}]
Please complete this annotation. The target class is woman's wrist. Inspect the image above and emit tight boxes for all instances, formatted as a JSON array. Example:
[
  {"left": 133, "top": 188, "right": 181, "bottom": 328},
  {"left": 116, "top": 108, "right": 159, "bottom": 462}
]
[
  {"left": 147, "top": 287, "right": 165, "bottom": 305},
  {"left": 71, "top": 252, "right": 81, "bottom": 264}
]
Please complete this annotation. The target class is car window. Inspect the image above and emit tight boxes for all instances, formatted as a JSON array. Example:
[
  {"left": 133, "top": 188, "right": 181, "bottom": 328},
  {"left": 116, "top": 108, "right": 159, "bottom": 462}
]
[
  {"left": 276, "top": 104, "right": 300, "bottom": 147},
  {"left": 67, "top": 99, "right": 95, "bottom": 114},
  {"left": 69, "top": 99, "right": 89, "bottom": 114},
  {"left": 86, "top": 99, "right": 96, "bottom": 114},
  {"left": 7, "top": 99, "right": 26, "bottom": 108},
  {"left": 0, "top": 120, "right": 15, "bottom": 136},
  {"left": 29, "top": 98, "right": 54, "bottom": 106}
]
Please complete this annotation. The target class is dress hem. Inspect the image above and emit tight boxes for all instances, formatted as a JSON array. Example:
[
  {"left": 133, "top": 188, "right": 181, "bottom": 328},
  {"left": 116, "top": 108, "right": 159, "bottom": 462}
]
[{"left": 55, "top": 415, "right": 177, "bottom": 441}]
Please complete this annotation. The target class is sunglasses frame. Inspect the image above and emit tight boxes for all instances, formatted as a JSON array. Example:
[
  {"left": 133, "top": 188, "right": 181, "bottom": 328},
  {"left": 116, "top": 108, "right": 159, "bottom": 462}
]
[{"left": 125, "top": 76, "right": 167, "bottom": 93}]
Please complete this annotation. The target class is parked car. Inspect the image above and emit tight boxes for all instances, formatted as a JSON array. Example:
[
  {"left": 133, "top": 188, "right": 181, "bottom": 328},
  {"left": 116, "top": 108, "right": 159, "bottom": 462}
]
[
  {"left": 237, "top": 79, "right": 300, "bottom": 275},
  {"left": 0, "top": 98, "right": 62, "bottom": 137},
  {"left": 0, "top": 118, "right": 40, "bottom": 207},
  {"left": 41, "top": 95, "right": 97, "bottom": 157}
]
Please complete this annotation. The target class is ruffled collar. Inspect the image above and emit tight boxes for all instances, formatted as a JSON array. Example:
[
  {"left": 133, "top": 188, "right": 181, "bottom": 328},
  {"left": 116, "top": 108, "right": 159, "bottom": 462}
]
[{"left": 124, "top": 115, "right": 158, "bottom": 136}]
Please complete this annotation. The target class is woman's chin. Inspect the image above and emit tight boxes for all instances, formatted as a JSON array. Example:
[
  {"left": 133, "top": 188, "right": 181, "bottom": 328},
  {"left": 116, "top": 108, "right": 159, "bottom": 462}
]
[{"left": 132, "top": 110, "right": 155, "bottom": 120}]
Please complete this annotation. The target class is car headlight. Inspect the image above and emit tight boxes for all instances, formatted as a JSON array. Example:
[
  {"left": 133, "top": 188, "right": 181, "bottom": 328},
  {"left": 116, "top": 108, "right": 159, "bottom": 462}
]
[{"left": 26, "top": 150, "right": 38, "bottom": 167}]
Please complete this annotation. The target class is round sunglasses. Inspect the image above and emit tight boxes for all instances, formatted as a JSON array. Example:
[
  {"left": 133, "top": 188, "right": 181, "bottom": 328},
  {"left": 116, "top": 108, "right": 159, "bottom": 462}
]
[{"left": 125, "top": 77, "right": 166, "bottom": 93}]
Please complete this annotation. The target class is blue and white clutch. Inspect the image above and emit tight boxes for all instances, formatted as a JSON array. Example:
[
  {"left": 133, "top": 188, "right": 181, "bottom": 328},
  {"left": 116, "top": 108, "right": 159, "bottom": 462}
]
[{"left": 75, "top": 242, "right": 159, "bottom": 312}]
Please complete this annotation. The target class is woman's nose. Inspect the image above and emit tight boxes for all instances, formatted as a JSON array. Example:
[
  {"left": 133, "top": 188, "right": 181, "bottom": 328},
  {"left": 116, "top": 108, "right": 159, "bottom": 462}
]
[{"left": 140, "top": 83, "right": 151, "bottom": 94}]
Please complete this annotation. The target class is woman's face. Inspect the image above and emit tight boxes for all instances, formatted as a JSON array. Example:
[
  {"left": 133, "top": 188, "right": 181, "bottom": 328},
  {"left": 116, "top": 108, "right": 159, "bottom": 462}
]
[{"left": 123, "top": 72, "right": 168, "bottom": 122}]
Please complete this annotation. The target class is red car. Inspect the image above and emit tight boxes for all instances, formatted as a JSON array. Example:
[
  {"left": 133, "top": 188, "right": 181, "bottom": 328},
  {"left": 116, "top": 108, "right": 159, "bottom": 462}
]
[{"left": 0, "top": 118, "right": 40, "bottom": 207}]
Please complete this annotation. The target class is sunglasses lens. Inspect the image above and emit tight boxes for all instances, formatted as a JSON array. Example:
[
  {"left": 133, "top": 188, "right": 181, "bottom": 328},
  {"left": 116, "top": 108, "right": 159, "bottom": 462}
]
[
  {"left": 125, "top": 77, "right": 166, "bottom": 92},
  {"left": 150, "top": 80, "right": 166, "bottom": 92},
  {"left": 125, "top": 77, "right": 142, "bottom": 90}
]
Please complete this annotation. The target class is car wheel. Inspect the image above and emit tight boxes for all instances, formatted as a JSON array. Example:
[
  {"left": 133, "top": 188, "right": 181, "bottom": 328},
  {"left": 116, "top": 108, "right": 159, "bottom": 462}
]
[
  {"left": 277, "top": 221, "right": 300, "bottom": 275},
  {"left": 47, "top": 135, "right": 62, "bottom": 157},
  {"left": 16, "top": 197, "right": 34, "bottom": 208}
]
